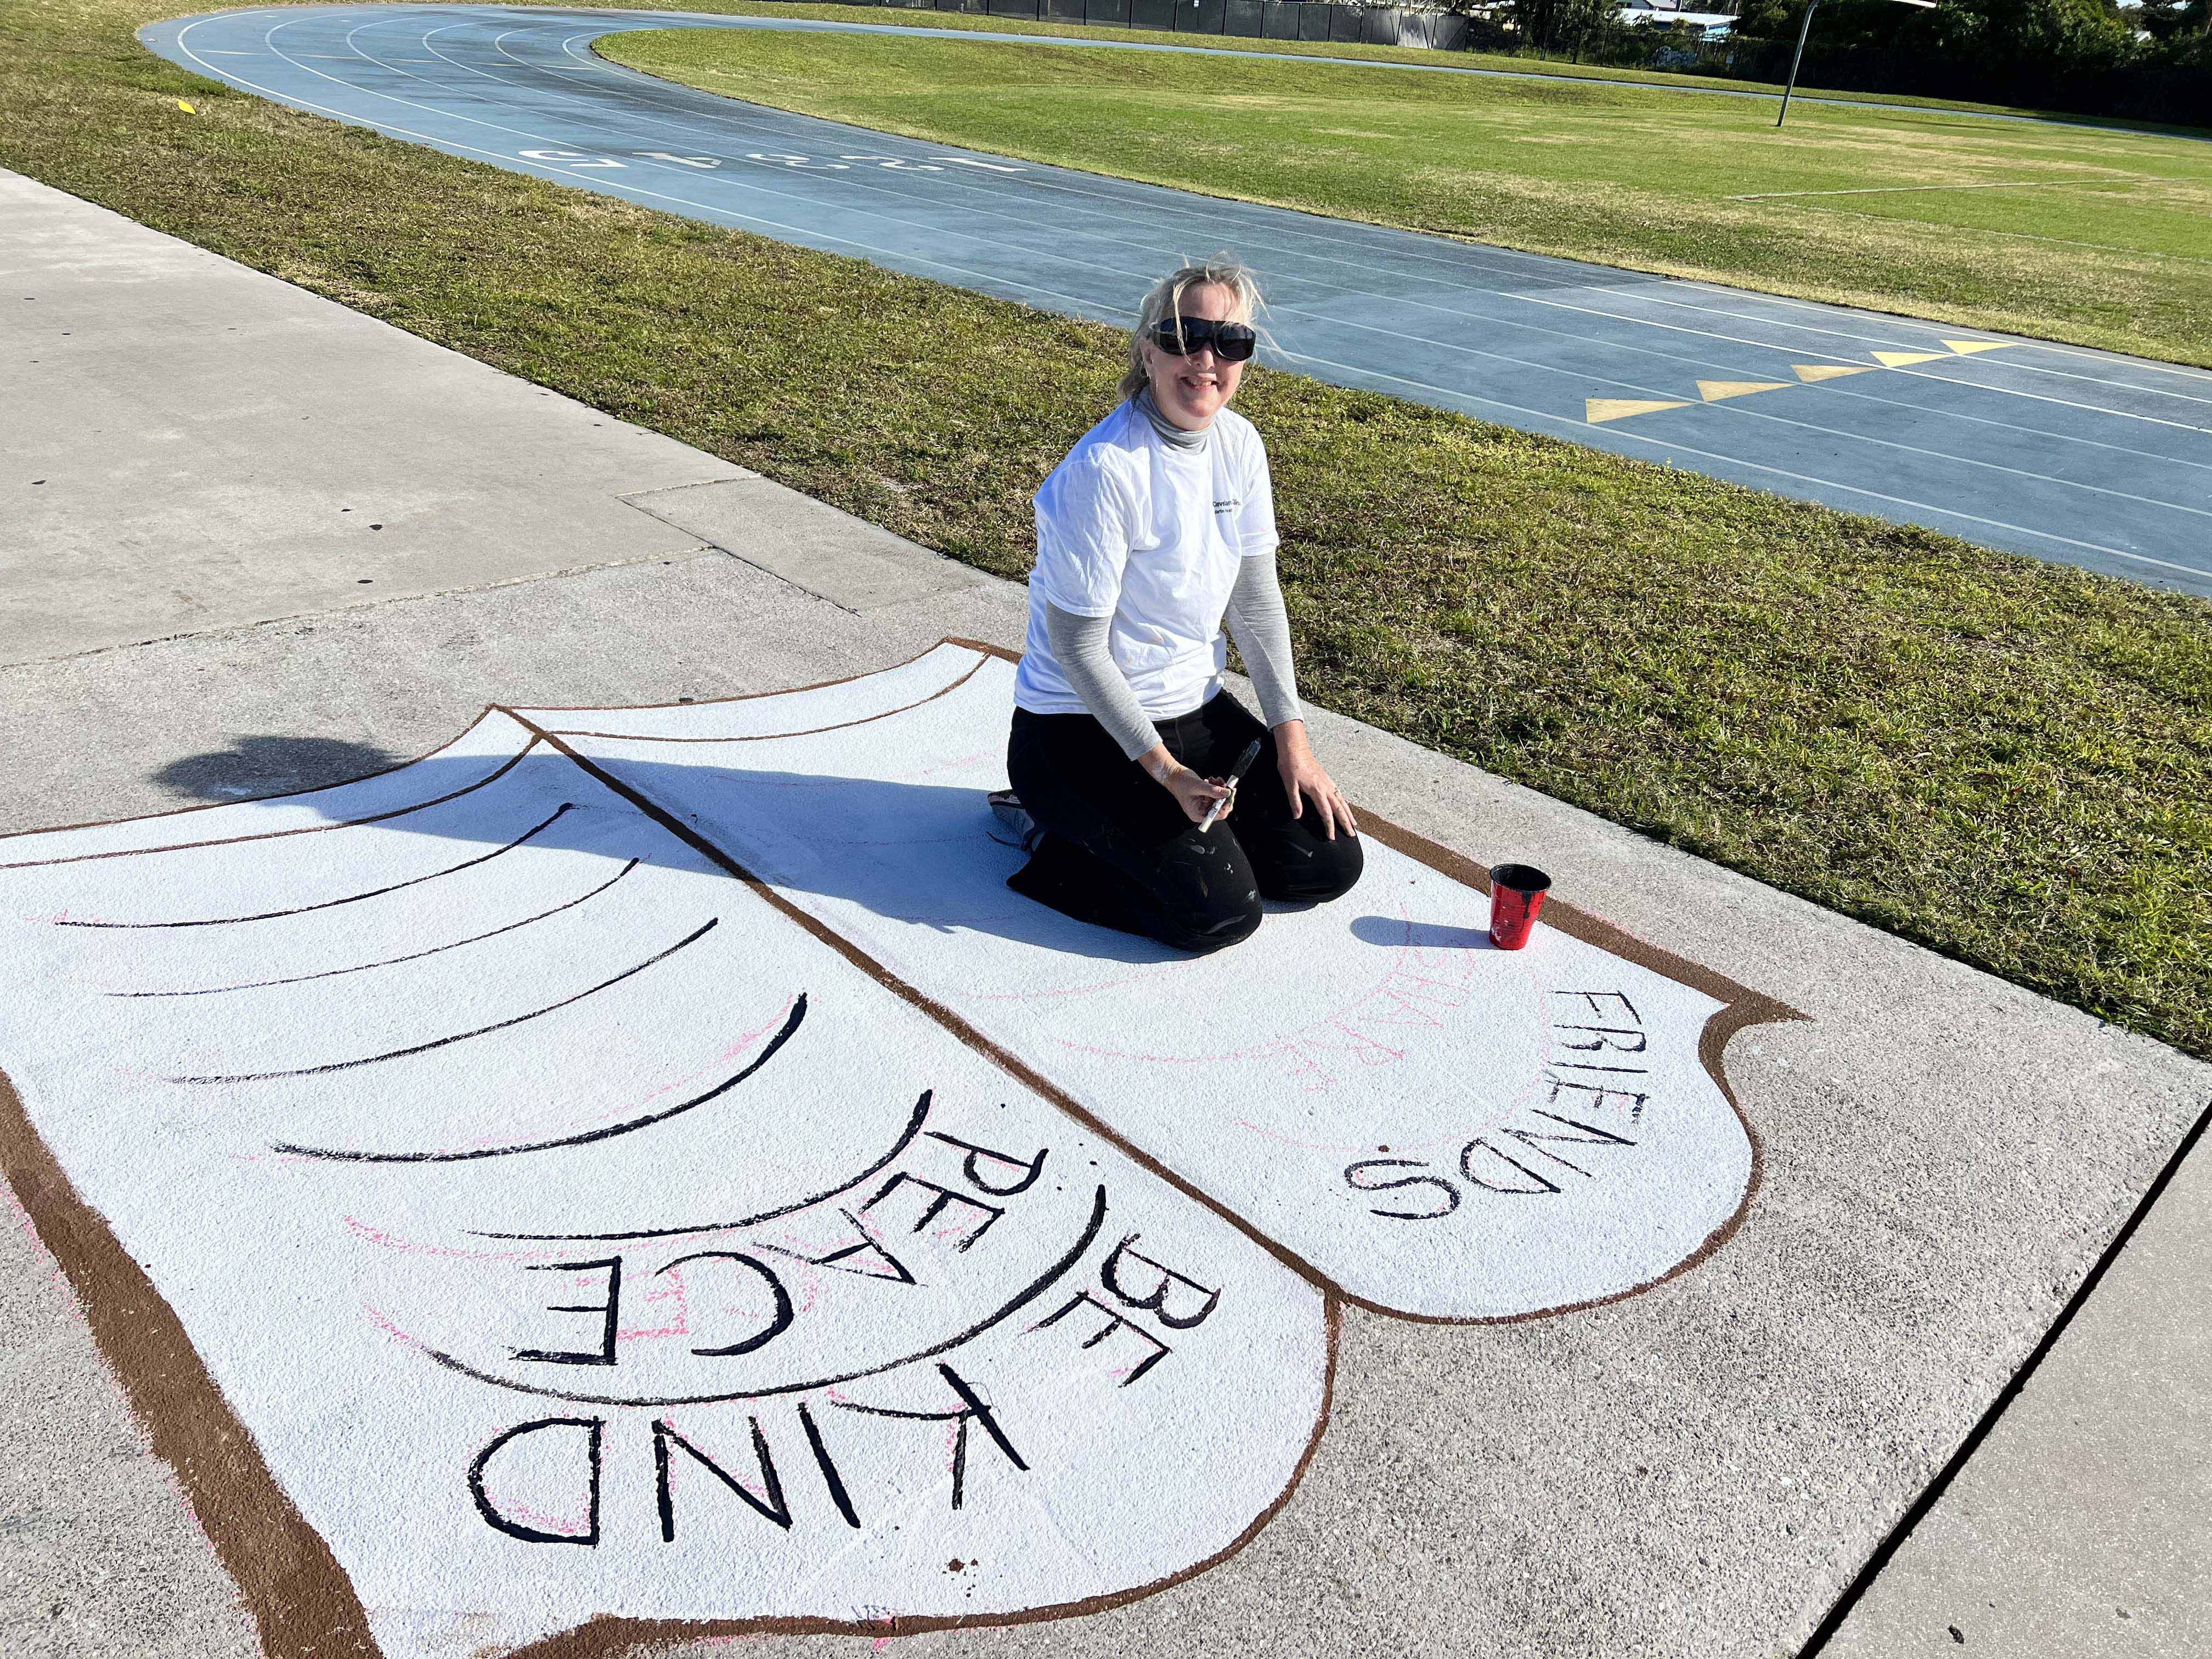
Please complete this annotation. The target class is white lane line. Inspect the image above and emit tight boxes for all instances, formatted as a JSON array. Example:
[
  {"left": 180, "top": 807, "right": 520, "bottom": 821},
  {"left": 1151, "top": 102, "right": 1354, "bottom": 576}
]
[
  {"left": 510, "top": 24, "right": 1203, "bottom": 289},
  {"left": 1983, "top": 330, "right": 2212, "bottom": 387},
  {"left": 1669, "top": 279, "right": 2212, "bottom": 404},
  {"left": 578, "top": 9, "right": 2212, "bottom": 145},
  {"left": 560, "top": 22, "right": 1624, "bottom": 298},
  {"left": 807, "top": 15, "right": 2191, "bottom": 133},
  {"left": 548, "top": 22, "right": 1641, "bottom": 357},
  {"left": 1271, "top": 345, "right": 2210, "bottom": 581},
  {"left": 172, "top": 14, "right": 1127, "bottom": 335},
  {"left": 1277, "top": 258, "right": 2212, "bottom": 479},
  {"left": 1277, "top": 300, "right": 2212, "bottom": 525},
  {"left": 1643, "top": 285, "right": 2212, "bottom": 414},
  {"left": 1442, "top": 290, "right": 2212, "bottom": 473},
  {"left": 331, "top": 16, "right": 1169, "bottom": 298},
  {"left": 539, "top": 22, "right": 1222, "bottom": 247},
  {"left": 1252, "top": 256, "right": 2212, "bottom": 466},
  {"left": 348, "top": 12, "right": 1087, "bottom": 263},
  {"left": 1507, "top": 289, "right": 2212, "bottom": 441},
  {"left": 411, "top": 14, "right": 1139, "bottom": 272}
]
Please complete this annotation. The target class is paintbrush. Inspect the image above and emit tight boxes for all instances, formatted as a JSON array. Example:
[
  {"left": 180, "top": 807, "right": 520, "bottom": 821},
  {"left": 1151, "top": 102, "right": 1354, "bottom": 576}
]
[{"left": 1199, "top": 739, "right": 1263, "bottom": 834}]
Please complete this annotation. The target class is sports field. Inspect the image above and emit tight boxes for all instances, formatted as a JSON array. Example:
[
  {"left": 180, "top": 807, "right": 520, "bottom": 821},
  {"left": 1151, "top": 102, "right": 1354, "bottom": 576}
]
[{"left": 604, "top": 15, "right": 2212, "bottom": 367}]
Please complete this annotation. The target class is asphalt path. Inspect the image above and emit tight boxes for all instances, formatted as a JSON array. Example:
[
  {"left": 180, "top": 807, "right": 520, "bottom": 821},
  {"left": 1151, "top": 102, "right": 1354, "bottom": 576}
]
[{"left": 145, "top": 5, "right": 2212, "bottom": 595}]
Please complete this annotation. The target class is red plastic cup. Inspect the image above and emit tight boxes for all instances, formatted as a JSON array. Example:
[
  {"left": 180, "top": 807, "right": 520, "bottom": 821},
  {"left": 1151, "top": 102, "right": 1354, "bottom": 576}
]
[{"left": 1488, "top": 863, "right": 1553, "bottom": 950}]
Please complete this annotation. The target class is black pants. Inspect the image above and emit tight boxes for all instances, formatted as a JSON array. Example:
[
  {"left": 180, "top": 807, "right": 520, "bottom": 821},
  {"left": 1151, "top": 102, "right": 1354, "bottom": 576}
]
[{"left": 1005, "top": 692, "right": 1363, "bottom": 955}]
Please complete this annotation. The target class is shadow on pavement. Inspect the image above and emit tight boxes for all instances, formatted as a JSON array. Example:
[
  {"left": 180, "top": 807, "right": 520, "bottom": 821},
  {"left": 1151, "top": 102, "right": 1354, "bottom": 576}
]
[{"left": 153, "top": 736, "right": 409, "bottom": 804}]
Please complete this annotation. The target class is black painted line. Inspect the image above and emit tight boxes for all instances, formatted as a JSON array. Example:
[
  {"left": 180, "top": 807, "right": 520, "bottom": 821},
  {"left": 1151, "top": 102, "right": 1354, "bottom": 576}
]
[
  {"left": 797, "top": 1399, "right": 862, "bottom": 1529},
  {"left": 179, "top": 914, "right": 718, "bottom": 1087},
  {"left": 1796, "top": 1090, "right": 2212, "bottom": 1659},
  {"left": 108, "top": 856, "right": 642, "bottom": 998},
  {"left": 468, "top": 1087, "right": 933, "bottom": 1241},
  {"left": 828, "top": 1396, "right": 963, "bottom": 1424},
  {"left": 938, "top": 1362, "right": 1029, "bottom": 1470},
  {"left": 270, "top": 983, "right": 803, "bottom": 1162},
  {"left": 61, "top": 803, "right": 578, "bottom": 930}
]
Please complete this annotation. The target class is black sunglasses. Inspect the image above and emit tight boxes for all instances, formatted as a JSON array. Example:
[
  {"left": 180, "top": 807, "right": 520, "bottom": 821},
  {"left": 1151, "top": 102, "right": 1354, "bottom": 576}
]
[{"left": 1148, "top": 315, "right": 1257, "bottom": 363}]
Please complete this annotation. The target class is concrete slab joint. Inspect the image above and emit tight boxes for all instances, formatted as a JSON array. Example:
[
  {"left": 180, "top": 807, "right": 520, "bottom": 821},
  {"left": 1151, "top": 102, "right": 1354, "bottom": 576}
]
[{"left": 624, "top": 477, "right": 990, "bottom": 613}]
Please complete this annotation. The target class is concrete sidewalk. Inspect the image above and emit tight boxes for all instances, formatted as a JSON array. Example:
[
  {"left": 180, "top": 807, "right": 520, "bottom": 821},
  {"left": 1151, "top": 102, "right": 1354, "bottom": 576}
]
[{"left": 2, "top": 169, "right": 2207, "bottom": 1659}]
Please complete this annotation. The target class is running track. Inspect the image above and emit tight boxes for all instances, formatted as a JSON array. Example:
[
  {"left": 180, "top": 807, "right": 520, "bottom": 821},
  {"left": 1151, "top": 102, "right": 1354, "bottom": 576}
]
[{"left": 145, "top": 7, "right": 2212, "bottom": 594}]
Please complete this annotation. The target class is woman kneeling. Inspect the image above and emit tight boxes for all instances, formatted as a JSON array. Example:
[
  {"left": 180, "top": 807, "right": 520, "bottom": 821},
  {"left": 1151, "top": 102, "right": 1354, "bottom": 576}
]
[{"left": 994, "top": 257, "right": 1363, "bottom": 954}]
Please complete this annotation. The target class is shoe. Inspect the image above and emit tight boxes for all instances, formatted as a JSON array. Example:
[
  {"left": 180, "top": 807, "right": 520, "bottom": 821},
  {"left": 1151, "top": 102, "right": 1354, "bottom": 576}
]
[{"left": 986, "top": 788, "right": 1041, "bottom": 853}]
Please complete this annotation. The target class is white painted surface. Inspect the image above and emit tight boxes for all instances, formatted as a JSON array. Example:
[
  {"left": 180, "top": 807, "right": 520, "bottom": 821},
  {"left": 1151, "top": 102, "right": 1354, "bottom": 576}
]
[{"left": 0, "top": 707, "right": 1326, "bottom": 1656}]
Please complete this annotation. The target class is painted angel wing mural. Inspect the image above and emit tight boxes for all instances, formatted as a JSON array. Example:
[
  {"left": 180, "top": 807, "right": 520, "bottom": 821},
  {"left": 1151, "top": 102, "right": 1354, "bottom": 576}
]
[
  {"left": 0, "top": 708, "right": 1330, "bottom": 1659},
  {"left": 0, "top": 642, "right": 1787, "bottom": 1658}
]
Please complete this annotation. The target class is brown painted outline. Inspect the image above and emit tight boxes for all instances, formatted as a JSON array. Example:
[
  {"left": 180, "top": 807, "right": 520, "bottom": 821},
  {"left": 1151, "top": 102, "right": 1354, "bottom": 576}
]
[
  {"left": 0, "top": 1071, "right": 382, "bottom": 1656},
  {"left": 1351, "top": 813, "right": 1801, "bottom": 1324},
  {"left": 0, "top": 636, "right": 1795, "bottom": 1658}
]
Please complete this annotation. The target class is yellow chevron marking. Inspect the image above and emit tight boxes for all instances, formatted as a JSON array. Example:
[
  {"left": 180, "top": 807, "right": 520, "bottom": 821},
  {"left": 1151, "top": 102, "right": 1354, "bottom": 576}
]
[
  {"left": 1943, "top": 340, "right": 2009, "bottom": 355},
  {"left": 1585, "top": 398, "right": 1691, "bottom": 424},
  {"left": 1874, "top": 351, "right": 1948, "bottom": 368},
  {"left": 1794, "top": 363, "right": 1876, "bottom": 383},
  {"left": 1697, "top": 380, "right": 1791, "bottom": 402}
]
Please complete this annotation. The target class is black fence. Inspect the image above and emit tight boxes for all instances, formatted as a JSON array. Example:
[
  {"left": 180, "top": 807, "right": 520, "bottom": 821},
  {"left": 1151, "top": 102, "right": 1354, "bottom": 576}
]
[{"left": 868, "top": 0, "right": 1476, "bottom": 53}]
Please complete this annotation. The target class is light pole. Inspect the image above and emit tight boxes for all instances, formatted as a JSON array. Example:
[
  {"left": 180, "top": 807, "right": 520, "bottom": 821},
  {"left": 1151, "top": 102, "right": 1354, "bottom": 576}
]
[{"left": 1775, "top": 0, "right": 1937, "bottom": 128}]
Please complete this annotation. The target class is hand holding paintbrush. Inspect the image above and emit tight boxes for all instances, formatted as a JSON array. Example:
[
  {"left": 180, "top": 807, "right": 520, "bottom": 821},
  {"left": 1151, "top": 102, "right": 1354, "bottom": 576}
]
[{"left": 1199, "top": 739, "right": 1264, "bottom": 834}]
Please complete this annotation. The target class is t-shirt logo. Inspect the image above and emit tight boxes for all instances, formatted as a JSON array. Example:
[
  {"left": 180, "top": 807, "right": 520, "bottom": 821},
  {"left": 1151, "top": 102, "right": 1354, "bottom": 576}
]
[{"left": 1213, "top": 497, "right": 1242, "bottom": 515}]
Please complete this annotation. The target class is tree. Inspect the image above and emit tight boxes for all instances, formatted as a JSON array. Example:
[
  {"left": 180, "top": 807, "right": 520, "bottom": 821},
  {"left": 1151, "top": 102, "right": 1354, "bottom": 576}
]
[
  {"left": 1501, "top": 0, "right": 1628, "bottom": 55},
  {"left": 2133, "top": 0, "right": 2210, "bottom": 41},
  {"left": 1927, "top": 0, "right": 2137, "bottom": 71},
  {"left": 1736, "top": 0, "right": 2135, "bottom": 72}
]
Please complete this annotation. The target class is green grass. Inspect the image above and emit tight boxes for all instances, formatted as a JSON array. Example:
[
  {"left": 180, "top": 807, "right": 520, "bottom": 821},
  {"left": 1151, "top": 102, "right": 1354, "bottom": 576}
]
[
  {"left": 4, "top": 0, "right": 2210, "bottom": 1061},
  {"left": 603, "top": 22, "right": 2212, "bottom": 367},
  {"left": 654, "top": 1, "right": 2212, "bottom": 126}
]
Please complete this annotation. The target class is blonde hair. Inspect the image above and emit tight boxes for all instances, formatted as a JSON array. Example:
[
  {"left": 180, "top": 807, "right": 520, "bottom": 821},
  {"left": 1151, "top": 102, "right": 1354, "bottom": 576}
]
[{"left": 1119, "top": 256, "right": 1264, "bottom": 403}]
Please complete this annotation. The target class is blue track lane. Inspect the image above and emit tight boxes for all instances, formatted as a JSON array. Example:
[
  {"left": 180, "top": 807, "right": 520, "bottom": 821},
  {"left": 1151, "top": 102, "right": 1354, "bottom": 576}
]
[{"left": 143, "top": 6, "right": 2212, "bottom": 595}]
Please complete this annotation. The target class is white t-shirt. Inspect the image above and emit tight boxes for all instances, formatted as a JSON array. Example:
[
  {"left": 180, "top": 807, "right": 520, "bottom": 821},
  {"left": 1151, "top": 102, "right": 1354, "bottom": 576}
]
[{"left": 1015, "top": 400, "right": 1279, "bottom": 721}]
